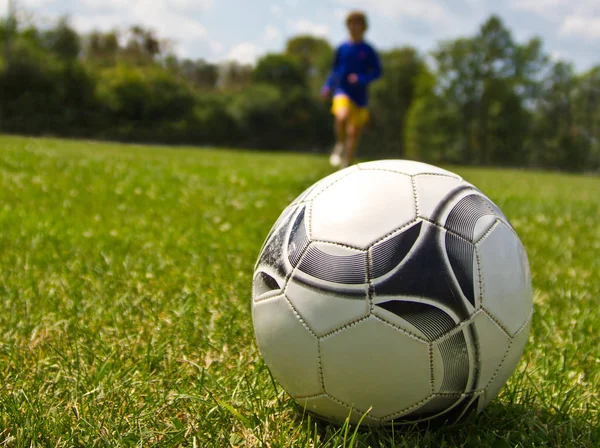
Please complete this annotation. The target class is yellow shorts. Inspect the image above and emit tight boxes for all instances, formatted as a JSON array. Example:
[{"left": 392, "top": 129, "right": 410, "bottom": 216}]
[{"left": 331, "top": 94, "right": 369, "bottom": 127}]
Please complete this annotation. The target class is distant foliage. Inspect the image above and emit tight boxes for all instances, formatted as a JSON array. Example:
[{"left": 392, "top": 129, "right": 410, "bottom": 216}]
[{"left": 0, "top": 15, "right": 598, "bottom": 171}]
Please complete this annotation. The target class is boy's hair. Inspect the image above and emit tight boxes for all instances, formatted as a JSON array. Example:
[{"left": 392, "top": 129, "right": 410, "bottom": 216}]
[{"left": 345, "top": 10, "right": 368, "bottom": 31}]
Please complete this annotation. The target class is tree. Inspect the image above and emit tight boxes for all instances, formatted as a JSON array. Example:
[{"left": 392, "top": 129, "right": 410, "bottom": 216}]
[
  {"left": 364, "top": 47, "right": 424, "bottom": 157},
  {"left": 528, "top": 62, "right": 598, "bottom": 171},
  {"left": 122, "top": 26, "right": 164, "bottom": 65},
  {"left": 405, "top": 68, "right": 461, "bottom": 162},
  {"left": 432, "top": 15, "right": 548, "bottom": 165},
  {"left": 85, "top": 30, "right": 120, "bottom": 67},
  {"left": 572, "top": 66, "right": 600, "bottom": 171},
  {"left": 227, "top": 83, "right": 283, "bottom": 148},
  {"left": 253, "top": 53, "right": 306, "bottom": 92},
  {"left": 285, "top": 35, "right": 333, "bottom": 97},
  {"left": 3, "top": 0, "right": 17, "bottom": 68},
  {"left": 43, "top": 17, "right": 80, "bottom": 62},
  {"left": 176, "top": 58, "right": 219, "bottom": 90},
  {"left": 217, "top": 61, "right": 253, "bottom": 90},
  {"left": 96, "top": 65, "right": 194, "bottom": 124}
]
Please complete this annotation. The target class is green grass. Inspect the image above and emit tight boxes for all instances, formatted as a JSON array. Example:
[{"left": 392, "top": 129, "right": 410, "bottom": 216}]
[{"left": 0, "top": 135, "right": 598, "bottom": 447}]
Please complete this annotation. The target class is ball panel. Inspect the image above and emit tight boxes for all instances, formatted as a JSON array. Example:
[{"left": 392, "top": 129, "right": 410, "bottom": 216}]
[
  {"left": 428, "top": 393, "right": 480, "bottom": 423},
  {"left": 320, "top": 316, "right": 431, "bottom": 419},
  {"left": 369, "top": 221, "right": 422, "bottom": 279},
  {"left": 417, "top": 183, "right": 509, "bottom": 243},
  {"left": 432, "top": 342, "right": 444, "bottom": 392},
  {"left": 295, "top": 395, "right": 381, "bottom": 425},
  {"left": 444, "top": 194, "right": 499, "bottom": 241},
  {"left": 290, "top": 165, "right": 358, "bottom": 205},
  {"left": 481, "top": 317, "right": 531, "bottom": 408},
  {"left": 372, "top": 299, "right": 456, "bottom": 342},
  {"left": 471, "top": 311, "right": 512, "bottom": 391},
  {"left": 252, "top": 270, "right": 283, "bottom": 301},
  {"left": 357, "top": 159, "right": 462, "bottom": 178},
  {"left": 311, "top": 170, "right": 416, "bottom": 249},
  {"left": 431, "top": 321, "right": 482, "bottom": 396},
  {"left": 445, "top": 233, "right": 477, "bottom": 308},
  {"left": 285, "top": 277, "right": 369, "bottom": 336},
  {"left": 254, "top": 204, "right": 299, "bottom": 276},
  {"left": 473, "top": 215, "right": 498, "bottom": 242},
  {"left": 296, "top": 242, "right": 367, "bottom": 285},
  {"left": 291, "top": 165, "right": 360, "bottom": 205},
  {"left": 290, "top": 240, "right": 369, "bottom": 297},
  {"left": 477, "top": 222, "right": 533, "bottom": 336},
  {"left": 434, "top": 330, "right": 471, "bottom": 393},
  {"left": 413, "top": 175, "right": 466, "bottom": 222},
  {"left": 392, "top": 394, "right": 459, "bottom": 421},
  {"left": 372, "top": 221, "right": 474, "bottom": 322},
  {"left": 252, "top": 295, "right": 323, "bottom": 397},
  {"left": 287, "top": 205, "right": 310, "bottom": 267}
]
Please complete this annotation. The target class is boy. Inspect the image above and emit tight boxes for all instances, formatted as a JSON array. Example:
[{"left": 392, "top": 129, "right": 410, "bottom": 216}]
[{"left": 321, "top": 11, "right": 382, "bottom": 168}]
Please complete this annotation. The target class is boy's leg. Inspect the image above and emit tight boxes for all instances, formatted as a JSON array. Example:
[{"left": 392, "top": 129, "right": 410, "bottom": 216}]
[
  {"left": 335, "top": 112, "right": 348, "bottom": 145},
  {"left": 340, "top": 102, "right": 368, "bottom": 168},
  {"left": 343, "top": 123, "right": 363, "bottom": 167},
  {"left": 331, "top": 108, "right": 349, "bottom": 167}
]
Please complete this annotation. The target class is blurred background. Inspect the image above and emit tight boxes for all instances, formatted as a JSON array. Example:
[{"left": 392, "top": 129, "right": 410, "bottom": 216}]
[{"left": 0, "top": 0, "right": 598, "bottom": 172}]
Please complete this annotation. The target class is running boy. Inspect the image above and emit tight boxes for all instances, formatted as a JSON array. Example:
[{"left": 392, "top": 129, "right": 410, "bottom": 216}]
[{"left": 321, "top": 11, "right": 382, "bottom": 168}]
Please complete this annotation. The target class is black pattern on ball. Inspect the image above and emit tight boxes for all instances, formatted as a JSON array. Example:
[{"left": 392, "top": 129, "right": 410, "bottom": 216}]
[
  {"left": 298, "top": 247, "right": 367, "bottom": 284},
  {"left": 370, "top": 222, "right": 422, "bottom": 279},
  {"left": 376, "top": 300, "right": 456, "bottom": 340},
  {"left": 288, "top": 206, "right": 310, "bottom": 267}
]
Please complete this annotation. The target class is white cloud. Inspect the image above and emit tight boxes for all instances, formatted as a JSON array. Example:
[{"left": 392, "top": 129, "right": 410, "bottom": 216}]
[
  {"left": 71, "top": 14, "right": 124, "bottom": 33},
  {"left": 9, "top": 0, "right": 58, "bottom": 25},
  {"left": 508, "top": 0, "right": 600, "bottom": 41},
  {"left": 79, "top": 0, "right": 120, "bottom": 7},
  {"left": 288, "top": 18, "right": 330, "bottom": 37},
  {"left": 65, "top": 0, "right": 211, "bottom": 58},
  {"left": 560, "top": 16, "right": 600, "bottom": 39},
  {"left": 129, "top": 1, "right": 207, "bottom": 39},
  {"left": 19, "top": 0, "right": 58, "bottom": 8},
  {"left": 508, "top": 0, "right": 600, "bottom": 24},
  {"left": 40, "top": 0, "right": 212, "bottom": 42},
  {"left": 286, "top": 0, "right": 298, "bottom": 7},
  {"left": 507, "top": 0, "right": 566, "bottom": 19},
  {"left": 332, "top": 8, "right": 347, "bottom": 22},
  {"left": 270, "top": 4, "right": 282, "bottom": 18},
  {"left": 80, "top": 0, "right": 212, "bottom": 14},
  {"left": 263, "top": 25, "right": 281, "bottom": 42},
  {"left": 210, "top": 40, "right": 224, "bottom": 54},
  {"left": 228, "top": 42, "right": 262, "bottom": 65},
  {"left": 170, "top": 0, "right": 213, "bottom": 13},
  {"left": 334, "top": 0, "right": 458, "bottom": 26}
]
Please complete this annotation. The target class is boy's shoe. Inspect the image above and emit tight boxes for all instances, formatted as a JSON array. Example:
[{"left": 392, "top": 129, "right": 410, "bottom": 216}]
[{"left": 329, "top": 142, "right": 344, "bottom": 167}]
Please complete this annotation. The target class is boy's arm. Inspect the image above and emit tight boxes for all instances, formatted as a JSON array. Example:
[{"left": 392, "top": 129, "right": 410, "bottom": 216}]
[
  {"left": 322, "top": 46, "right": 343, "bottom": 92},
  {"left": 357, "top": 46, "right": 382, "bottom": 86}
]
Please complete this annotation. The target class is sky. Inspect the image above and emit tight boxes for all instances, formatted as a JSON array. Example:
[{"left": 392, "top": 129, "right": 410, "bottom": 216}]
[{"left": 2, "top": 0, "right": 599, "bottom": 71}]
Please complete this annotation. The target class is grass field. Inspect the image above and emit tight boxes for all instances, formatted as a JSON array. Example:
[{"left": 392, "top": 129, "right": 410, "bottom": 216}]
[{"left": 0, "top": 135, "right": 598, "bottom": 447}]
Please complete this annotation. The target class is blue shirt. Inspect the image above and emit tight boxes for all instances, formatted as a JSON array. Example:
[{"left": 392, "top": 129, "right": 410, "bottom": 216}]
[{"left": 323, "top": 41, "right": 382, "bottom": 107}]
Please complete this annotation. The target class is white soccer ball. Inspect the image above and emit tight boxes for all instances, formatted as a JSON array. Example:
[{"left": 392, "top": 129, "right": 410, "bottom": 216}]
[{"left": 251, "top": 160, "right": 533, "bottom": 426}]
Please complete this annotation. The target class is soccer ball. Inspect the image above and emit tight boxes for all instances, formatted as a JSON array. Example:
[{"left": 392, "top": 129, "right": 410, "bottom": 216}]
[{"left": 251, "top": 160, "right": 533, "bottom": 426}]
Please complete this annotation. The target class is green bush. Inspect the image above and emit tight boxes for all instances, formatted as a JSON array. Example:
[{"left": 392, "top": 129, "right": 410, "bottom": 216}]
[{"left": 96, "top": 65, "right": 194, "bottom": 124}]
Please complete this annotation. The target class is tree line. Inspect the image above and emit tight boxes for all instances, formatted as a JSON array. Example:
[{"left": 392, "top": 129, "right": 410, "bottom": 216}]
[{"left": 0, "top": 15, "right": 598, "bottom": 172}]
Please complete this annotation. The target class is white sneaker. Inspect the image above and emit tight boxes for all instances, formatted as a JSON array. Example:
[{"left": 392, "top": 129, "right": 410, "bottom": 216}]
[{"left": 329, "top": 143, "right": 344, "bottom": 167}]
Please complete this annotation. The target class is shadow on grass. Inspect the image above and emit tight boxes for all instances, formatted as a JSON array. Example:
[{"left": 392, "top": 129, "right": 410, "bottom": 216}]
[{"left": 294, "top": 400, "right": 599, "bottom": 448}]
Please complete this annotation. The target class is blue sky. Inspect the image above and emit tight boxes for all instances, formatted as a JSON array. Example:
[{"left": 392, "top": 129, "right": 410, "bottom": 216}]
[{"left": 3, "top": 0, "right": 599, "bottom": 71}]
